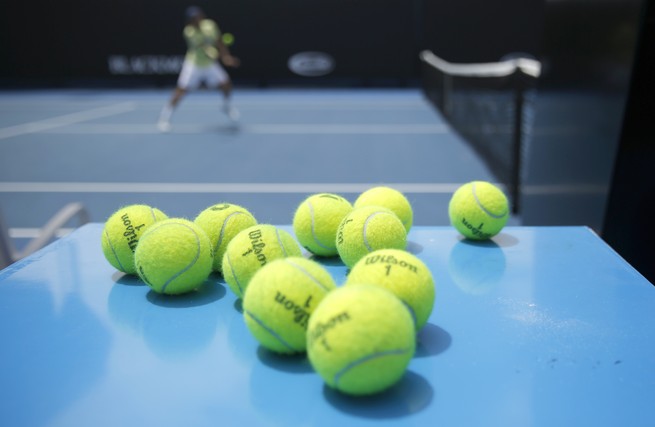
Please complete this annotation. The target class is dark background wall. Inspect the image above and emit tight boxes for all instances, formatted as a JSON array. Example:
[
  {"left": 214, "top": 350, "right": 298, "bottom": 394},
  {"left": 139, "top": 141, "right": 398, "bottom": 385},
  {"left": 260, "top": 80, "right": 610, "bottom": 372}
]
[
  {"left": 603, "top": 0, "right": 655, "bottom": 283},
  {"left": 0, "top": 0, "right": 542, "bottom": 86}
]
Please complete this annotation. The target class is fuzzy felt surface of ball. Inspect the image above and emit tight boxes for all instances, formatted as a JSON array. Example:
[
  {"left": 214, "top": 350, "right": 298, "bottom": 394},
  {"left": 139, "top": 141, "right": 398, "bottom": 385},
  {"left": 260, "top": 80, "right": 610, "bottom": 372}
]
[
  {"left": 194, "top": 203, "right": 257, "bottom": 272},
  {"left": 448, "top": 181, "right": 509, "bottom": 240},
  {"left": 222, "top": 224, "right": 302, "bottom": 298},
  {"left": 307, "top": 284, "right": 415, "bottom": 395},
  {"left": 293, "top": 193, "right": 353, "bottom": 257},
  {"left": 243, "top": 257, "right": 337, "bottom": 353},
  {"left": 335, "top": 206, "right": 407, "bottom": 268},
  {"left": 346, "top": 249, "right": 435, "bottom": 330},
  {"left": 101, "top": 204, "right": 168, "bottom": 274},
  {"left": 354, "top": 186, "right": 413, "bottom": 232},
  {"left": 134, "top": 218, "right": 213, "bottom": 295}
]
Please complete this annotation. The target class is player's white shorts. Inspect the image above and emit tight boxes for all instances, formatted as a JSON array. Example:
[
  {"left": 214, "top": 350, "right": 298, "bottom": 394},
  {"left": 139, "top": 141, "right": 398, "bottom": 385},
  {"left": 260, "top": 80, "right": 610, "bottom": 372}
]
[{"left": 177, "top": 59, "right": 229, "bottom": 90}]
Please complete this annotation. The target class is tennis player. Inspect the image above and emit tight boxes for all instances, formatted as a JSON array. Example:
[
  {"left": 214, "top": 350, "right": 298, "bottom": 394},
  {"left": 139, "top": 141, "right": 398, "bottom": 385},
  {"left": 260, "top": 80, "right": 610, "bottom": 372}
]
[{"left": 158, "top": 6, "right": 240, "bottom": 132}]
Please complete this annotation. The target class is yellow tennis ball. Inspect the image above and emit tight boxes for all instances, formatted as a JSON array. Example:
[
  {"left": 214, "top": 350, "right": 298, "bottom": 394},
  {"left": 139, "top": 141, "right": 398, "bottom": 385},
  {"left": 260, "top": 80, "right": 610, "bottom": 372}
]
[
  {"left": 243, "top": 257, "right": 337, "bottom": 354},
  {"left": 354, "top": 186, "right": 413, "bottom": 232},
  {"left": 194, "top": 203, "right": 257, "bottom": 272},
  {"left": 448, "top": 181, "right": 509, "bottom": 240},
  {"left": 345, "top": 249, "right": 435, "bottom": 330},
  {"left": 307, "top": 284, "right": 415, "bottom": 395},
  {"left": 292, "top": 193, "right": 353, "bottom": 257},
  {"left": 222, "top": 32, "right": 235, "bottom": 46},
  {"left": 134, "top": 218, "right": 213, "bottom": 295},
  {"left": 101, "top": 204, "right": 168, "bottom": 274},
  {"left": 335, "top": 206, "right": 407, "bottom": 268},
  {"left": 222, "top": 224, "right": 302, "bottom": 298}
]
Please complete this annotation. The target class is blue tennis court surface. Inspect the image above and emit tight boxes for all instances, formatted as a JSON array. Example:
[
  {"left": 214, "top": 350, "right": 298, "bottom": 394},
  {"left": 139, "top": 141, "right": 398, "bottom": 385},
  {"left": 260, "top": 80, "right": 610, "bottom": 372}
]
[{"left": 0, "top": 88, "right": 509, "bottom": 247}]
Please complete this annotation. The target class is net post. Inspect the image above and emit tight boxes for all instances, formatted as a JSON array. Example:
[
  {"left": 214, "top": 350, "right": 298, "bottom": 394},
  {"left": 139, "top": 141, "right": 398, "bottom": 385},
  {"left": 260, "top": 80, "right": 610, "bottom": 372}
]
[
  {"left": 510, "top": 79, "right": 525, "bottom": 214},
  {"left": 511, "top": 72, "right": 525, "bottom": 214},
  {"left": 511, "top": 67, "right": 534, "bottom": 214}
]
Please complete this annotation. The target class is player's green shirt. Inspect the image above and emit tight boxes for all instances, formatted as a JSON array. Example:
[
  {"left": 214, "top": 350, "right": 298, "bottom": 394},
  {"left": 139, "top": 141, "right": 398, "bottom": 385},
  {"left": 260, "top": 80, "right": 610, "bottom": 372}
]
[{"left": 184, "top": 19, "right": 221, "bottom": 67}]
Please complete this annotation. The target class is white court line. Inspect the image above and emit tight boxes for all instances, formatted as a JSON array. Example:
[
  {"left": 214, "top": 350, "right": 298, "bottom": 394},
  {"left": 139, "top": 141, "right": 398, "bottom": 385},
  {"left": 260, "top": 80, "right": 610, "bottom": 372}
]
[
  {"left": 0, "top": 102, "right": 137, "bottom": 140},
  {"left": 0, "top": 182, "right": 468, "bottom": 194},
  {"left": 8, "top": 228, "right": 74, "bottom": 239},
  {"left": 42, "top": 123, "right": 450, "bottom": 135}
]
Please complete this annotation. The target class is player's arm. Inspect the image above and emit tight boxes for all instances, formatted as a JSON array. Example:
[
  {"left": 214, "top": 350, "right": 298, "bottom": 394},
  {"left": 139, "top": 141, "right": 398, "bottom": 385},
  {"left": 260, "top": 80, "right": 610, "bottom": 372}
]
[{"left": 216, "top": 37, "right": 240, "bottom": 67}]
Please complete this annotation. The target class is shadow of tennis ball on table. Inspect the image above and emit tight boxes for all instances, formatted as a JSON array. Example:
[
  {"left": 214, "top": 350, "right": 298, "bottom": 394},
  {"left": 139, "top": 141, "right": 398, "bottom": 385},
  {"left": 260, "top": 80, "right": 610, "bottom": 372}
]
[
  {"left": 414, "top": 323, "right": 453, "bottom": 358},
  {"left": 255, "top": 346, "right": 314, "bottom": 374},
  {"left": 322, "top": 370, "right": 433, "bottom": 420},
  {"left": 448, "top": 238, "right": 507, "bottom": 295}
]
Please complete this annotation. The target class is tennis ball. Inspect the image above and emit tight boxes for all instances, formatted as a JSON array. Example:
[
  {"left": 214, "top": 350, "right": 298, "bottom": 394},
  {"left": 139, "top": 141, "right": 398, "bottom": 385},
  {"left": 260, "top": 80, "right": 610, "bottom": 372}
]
[
  {"left": 243, "top": 257, "right": 337, "bottom": 354},
  {"left": 307, "top": 284, "right": 415, "bottom": 395},
  {"left": 449, "top": 181, "right": 509, "bottom": 240},
  {"left": 222, "top": 33, "right": 235, "bottom": 46},
  {"left": 222, "top": 224, "right": 302, "bottom": 298},
  {"left": 101, "top": 204, "right": 168, "bottom": 274},
  {"left": 354, "top": 186, "right": 413, "bottom": 232},
  {"left": 293, "top": 193, "right": 353, "bottom": 257},
  {"left": 346, "top": 249, "right": 435, "bottom": 330},
  {"left": 134, "top": 218, "right": 213, "bottom": 295},
  {"left": 194, "top": 203, "right": 257, "bottom": 272},
  {"left": 335, "top": 206, "right": 407, "bottom": 268}
]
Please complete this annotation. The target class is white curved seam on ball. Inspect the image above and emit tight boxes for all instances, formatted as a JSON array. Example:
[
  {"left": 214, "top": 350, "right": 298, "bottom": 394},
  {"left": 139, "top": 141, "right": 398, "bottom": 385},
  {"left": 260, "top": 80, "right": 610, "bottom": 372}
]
[
  {"left": 472, "top": 182, "right": 507, "bottom": 219},
  {"left": 244, "top": 310, "right": 297, "bottom": 352},
  {"left": 333, "top": 347, "right": 412, "bottom": 387},
  {"left": 161, "top": 223, "right": 201, "bottom": 293},
  {"left": 362, "top": 212, "right": 389, "bottom": 252},
  {"left": 308, "top": 201, "right": 333, "bottom": 250},
  {"left": 215, "top": 211, "right": 246, "bottom": 254},
  {"left": 226, "top": 252, "right": 244, "bottom": 295},
  {"left": 148, "top": 206, "right": 158, "bottom": 222},
  {"left": 276, "top": 227, "right": 290, "bottom": 256},
  {"left": 286, "top": 258, "right": 332, "bottom": 292},
  {"left": 105, "top": 229, "right": 126, "bottom": 271}
]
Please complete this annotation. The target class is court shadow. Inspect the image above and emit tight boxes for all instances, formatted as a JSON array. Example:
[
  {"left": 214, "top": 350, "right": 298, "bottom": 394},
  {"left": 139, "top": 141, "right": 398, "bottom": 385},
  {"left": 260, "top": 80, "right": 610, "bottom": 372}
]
[
  {"left": 323, "top": 370, "right": 433, "bottom": 419},
  {"left": 256, "top": 346, "right": 314, "bottom": 374},
  {"left": 146, "top": 280, "right": 226, "bottom": 308},
  {"left": 415, "top": 323, "right": 452, "bottom": 358}
]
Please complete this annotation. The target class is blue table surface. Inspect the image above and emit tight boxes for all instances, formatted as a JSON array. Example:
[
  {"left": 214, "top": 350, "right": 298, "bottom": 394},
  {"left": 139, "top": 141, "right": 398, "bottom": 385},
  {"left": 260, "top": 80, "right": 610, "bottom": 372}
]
[{"left": 0, "top": 224, "right": 654, "bottom": 427}]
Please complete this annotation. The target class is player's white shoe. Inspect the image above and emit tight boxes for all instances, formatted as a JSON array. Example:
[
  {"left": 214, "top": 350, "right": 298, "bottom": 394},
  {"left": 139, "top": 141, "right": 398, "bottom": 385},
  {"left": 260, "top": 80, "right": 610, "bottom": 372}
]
[
  {"left": 224, "top": 105, "right": 240, "bottom": 121},
  {"left": 157, "top": 120, "right": 172, "bottom": 133}
]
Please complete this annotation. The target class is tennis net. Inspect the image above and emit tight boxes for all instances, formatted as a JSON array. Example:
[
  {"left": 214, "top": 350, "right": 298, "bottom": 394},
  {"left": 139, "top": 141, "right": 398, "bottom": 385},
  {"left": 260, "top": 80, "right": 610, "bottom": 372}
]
[{"left": 420, "top": 50, "right": 540, "bottom": 213}]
